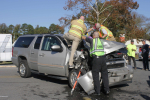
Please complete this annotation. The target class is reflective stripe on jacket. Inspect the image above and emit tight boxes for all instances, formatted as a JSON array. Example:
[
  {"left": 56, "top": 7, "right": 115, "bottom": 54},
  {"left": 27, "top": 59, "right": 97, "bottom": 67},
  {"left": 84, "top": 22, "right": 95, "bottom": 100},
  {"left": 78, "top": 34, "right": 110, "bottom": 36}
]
[
  {"left": 99, "top": 25, "right": 113, "bottom": 40},
  {"left": 90, "top": 38, "right": 105, "bottom": 57},
  {"left": 69, "top": 19, "right": 87, "bottom": 39}
]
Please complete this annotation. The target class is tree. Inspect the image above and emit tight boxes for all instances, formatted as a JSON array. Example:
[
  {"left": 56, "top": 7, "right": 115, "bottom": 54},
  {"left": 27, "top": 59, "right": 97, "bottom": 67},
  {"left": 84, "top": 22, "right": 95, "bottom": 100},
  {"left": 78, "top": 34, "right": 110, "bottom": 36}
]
[
  {"left": 21, "top": 23, "right": 28, "bottom": 35},
  {"left": 0, "top": 23, "right": 8, "bottom": 33},
  {"left": 34, "top": 25, "right": 40, "bottom": 34},
  {"left": 7, "top": 24, "right": 14, "bottom": 34},
  {"left": 34, "top": 25, "right": 49, "bottom": 34},
  {"left": 60, "top": 0, "right": 142, "bottom": 41},
  {"left": 13, "top": 24, "right": 21, "bottom": 42},
  {"left": 27, "top": 24, "right": 34, "bottom": 34},
  {"left": 49, "top": 24, "right": 64, "bottom": 34}
]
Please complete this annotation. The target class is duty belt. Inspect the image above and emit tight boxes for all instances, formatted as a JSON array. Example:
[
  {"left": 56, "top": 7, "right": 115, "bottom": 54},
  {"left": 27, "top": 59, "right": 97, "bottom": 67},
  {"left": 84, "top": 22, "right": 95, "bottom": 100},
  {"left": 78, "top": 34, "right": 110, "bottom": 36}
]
[{"left": 92, "top": 55, "right": 105, "bottom": 58}]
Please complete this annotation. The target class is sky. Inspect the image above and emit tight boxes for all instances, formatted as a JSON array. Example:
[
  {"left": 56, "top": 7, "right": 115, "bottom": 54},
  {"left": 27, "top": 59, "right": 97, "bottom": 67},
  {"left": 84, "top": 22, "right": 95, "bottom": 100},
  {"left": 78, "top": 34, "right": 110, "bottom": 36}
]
[{"left": 0, "top": 0, "right": 150, "bottom": 32}]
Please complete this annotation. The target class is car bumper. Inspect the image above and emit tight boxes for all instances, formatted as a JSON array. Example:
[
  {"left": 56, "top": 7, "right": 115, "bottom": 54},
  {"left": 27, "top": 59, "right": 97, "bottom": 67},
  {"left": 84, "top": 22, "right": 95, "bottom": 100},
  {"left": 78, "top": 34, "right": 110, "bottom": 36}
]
[
  {"left": 12, "top": 56, "right": 18, "bottom": 67},
  {"left": 77, "top": 65, "right": 133, "bottom": 94}
]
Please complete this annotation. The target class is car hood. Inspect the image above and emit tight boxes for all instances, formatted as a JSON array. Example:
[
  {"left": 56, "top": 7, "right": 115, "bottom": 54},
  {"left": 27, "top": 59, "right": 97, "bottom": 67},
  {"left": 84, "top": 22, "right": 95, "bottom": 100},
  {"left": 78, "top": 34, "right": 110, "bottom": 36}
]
[{"left": 83, "top": 39, "right": 126, "bottom": 55}]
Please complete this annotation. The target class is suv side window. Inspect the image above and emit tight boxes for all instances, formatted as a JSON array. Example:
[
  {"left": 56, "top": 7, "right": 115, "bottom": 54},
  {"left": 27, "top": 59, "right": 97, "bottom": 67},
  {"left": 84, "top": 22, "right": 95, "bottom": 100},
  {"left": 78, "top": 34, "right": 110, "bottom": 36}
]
[
  {"left": 14, "top": 37, "right": 34, "bottom": 48},
  {"left": 34, "top": 36, "right": 42, "bottom": 49},
  {"left": 41, "top": 36, "right": 61, "bottom": 51}
]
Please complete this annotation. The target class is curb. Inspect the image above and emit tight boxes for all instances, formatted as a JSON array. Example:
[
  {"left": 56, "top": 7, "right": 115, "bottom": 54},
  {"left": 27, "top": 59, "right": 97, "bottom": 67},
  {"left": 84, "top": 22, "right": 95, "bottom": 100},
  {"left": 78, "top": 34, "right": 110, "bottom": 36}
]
[{"left": 0, "top": 65, "right": 16, "bottom": 68}]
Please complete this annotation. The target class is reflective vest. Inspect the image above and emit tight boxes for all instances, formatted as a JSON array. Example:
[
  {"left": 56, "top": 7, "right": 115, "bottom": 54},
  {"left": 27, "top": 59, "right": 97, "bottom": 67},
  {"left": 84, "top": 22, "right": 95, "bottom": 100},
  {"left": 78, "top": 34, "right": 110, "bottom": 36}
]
[
  {"left": 99, "top": 25, "right": 113, "bottom": 40},
  {"left": 69, "top": 19, "right": 84, "bottom": 38},
  {"left": 90, "top": 38, "right": 105, "bottom": 57}
]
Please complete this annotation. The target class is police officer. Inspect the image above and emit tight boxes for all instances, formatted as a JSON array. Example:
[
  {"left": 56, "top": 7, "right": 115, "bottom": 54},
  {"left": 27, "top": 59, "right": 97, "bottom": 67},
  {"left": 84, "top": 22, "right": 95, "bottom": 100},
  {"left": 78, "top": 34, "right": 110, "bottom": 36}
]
[{"left": 82, "top": 31, "right": 110, "bottom": 95}]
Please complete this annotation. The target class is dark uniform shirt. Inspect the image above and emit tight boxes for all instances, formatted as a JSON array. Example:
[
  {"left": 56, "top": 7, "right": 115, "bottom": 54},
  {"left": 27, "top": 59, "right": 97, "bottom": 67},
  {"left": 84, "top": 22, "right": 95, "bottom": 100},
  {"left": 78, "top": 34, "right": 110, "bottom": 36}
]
[{"left": 142, "top": 44, "right": 149, "bottom": 57}]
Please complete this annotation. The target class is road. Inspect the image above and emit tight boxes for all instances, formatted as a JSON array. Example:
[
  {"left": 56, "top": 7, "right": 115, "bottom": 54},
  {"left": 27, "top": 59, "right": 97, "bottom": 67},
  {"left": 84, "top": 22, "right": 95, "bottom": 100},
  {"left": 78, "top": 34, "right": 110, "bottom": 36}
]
[{"left": 0, "top": 61, "right": 149, "bottom": 100}]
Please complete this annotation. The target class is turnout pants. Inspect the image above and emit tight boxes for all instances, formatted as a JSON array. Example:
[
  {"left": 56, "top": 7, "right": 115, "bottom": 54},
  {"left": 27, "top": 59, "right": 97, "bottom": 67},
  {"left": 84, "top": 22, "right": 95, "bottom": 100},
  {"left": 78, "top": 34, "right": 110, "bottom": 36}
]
[
  {"left": 92, "top": 55, "right": 109, "bottom": 94},
  {"left": 128, "top": 56, "right": 136, "bottom": 68},
  {"left": 63, "top": 33, "right": 80, "bottom": 66},
  {"left": 143, "top": 56, "right": 149, "bottom": 70}
]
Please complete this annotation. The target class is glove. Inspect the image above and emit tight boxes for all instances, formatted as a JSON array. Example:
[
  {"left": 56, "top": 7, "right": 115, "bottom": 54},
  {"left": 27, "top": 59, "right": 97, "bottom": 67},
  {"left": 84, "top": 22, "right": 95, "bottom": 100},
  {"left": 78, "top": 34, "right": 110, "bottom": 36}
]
[{"left": 85, "top": 32, "right": 88, "bottom": 35}]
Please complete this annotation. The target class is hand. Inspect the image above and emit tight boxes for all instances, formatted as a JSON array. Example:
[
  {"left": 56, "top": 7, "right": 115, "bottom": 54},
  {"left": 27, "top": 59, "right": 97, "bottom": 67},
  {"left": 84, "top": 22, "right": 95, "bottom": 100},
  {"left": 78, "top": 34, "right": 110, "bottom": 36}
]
[{"left": 85, "top": 32, "right": 88, "bottom": 35}]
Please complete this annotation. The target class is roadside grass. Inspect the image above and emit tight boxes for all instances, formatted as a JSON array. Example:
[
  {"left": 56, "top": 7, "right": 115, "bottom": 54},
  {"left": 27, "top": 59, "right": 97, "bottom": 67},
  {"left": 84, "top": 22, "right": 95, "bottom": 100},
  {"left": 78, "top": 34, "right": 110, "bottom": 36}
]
[{"left": 0, "top": 61, "right": 13, "bottom": 65}]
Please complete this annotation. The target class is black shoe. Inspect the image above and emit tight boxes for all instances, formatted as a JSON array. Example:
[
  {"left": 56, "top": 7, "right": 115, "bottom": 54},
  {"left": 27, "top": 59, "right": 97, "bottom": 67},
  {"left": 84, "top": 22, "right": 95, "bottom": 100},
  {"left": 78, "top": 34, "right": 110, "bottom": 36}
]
[
  {"left": 104, "top": 90, "right": 110, "bottom": 95},
  {"left": 93, "top": 92, "right": 100, "bottom": 96}
]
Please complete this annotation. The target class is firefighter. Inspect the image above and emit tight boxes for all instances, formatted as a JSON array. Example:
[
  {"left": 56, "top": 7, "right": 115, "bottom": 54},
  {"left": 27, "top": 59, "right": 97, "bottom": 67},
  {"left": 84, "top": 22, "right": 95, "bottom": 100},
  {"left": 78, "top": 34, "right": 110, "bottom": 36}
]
[
  {"left": 82, "top": 31, "right": 110, "bottom": 95},
  {"left": 63, "top": 16, "right": 87, "bottom": 68},
  {"left": 87, "top": 23, "right": 116, "bottom": 41}
]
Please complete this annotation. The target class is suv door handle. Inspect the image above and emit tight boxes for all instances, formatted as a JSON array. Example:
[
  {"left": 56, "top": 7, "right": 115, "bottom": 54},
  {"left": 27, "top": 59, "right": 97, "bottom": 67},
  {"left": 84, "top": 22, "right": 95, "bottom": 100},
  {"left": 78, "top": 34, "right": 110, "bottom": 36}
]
[
  {"left": 31, "top": 52, "right": 34, "bottom": 54},
  {"left": 39, "top": 53, "right": 45, "bottom": 57}
]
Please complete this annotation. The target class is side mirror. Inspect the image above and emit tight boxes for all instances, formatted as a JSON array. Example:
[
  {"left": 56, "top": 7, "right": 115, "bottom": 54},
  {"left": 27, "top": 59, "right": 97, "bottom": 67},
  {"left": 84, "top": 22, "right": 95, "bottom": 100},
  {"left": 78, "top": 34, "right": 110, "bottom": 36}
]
[{"left": 51, "top": 45, "right": 63, "bottom": 52}]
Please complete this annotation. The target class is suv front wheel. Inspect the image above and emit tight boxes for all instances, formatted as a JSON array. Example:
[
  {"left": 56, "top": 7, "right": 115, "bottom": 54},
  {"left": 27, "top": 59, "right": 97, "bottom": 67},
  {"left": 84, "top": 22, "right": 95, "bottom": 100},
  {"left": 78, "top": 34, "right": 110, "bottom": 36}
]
[
  {"left": 19, "top": 60, "right": 31, "bottom": 78},
  {"left": 68, "top": 69, "right": 78, "bottom": 88}
]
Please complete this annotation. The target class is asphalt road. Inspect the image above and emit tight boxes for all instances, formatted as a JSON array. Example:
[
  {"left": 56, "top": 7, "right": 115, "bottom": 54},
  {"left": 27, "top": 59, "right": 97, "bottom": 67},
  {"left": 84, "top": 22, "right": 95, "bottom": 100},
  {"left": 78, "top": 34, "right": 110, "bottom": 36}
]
[{"left": 0, "top": 61, "right": 149, "bottom": 100}]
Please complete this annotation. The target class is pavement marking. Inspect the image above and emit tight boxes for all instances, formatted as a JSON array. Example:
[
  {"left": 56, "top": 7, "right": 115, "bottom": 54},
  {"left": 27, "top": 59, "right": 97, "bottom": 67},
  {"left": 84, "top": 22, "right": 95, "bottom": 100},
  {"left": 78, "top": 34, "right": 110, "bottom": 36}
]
[
  {"left": 0, "top": 65, "right": 16, "bottom": 67},
  {"left": 0, "top": 96, "right": 8, "bottom": 98},
  {"left": 0, "top": 76, "right": 19, "bottom": 78}
]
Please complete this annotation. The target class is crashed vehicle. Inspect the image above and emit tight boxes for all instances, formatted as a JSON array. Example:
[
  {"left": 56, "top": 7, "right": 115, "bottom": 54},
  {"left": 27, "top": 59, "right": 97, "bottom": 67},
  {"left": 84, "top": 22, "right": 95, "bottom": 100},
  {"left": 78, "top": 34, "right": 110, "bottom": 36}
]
[{"left": 12, "top": 34, "right": 133, "bottom": 91}]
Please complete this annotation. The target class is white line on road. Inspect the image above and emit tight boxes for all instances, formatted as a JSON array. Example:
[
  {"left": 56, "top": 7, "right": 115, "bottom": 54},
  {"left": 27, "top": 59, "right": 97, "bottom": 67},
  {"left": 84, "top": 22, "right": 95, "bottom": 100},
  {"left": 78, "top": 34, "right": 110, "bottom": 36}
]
[{"left": 0, "top": 96, "right": 8, "bottom": 97}]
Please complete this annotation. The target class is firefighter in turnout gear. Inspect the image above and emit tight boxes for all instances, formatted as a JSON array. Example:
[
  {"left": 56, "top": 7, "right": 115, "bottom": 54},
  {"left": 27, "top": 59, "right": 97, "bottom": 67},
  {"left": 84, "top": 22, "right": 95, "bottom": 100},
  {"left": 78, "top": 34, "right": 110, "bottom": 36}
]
[
  {"left": 63, "top": 16, "right": 87, "bottom": 68},
  {"left": 87, "top": 23, "right": 116, "bottom": 41},
  {"left": 82, "top": 31, "right": 110, "bottom": 95}
]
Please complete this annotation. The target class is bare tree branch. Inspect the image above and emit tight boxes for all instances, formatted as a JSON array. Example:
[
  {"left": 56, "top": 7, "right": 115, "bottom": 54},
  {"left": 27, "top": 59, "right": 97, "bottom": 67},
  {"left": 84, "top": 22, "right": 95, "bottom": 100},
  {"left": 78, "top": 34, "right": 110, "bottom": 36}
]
[
  {"left": 99, "top": 0, "right": 106, "bottom": 12},
  {"left": 85, "top": 21, "right": 95, "bottom": 24},
  {"left": 101, "top": 9, "right": 114, "bottom": 24},
  {"left": 99, "top": 5, "right": 113, "bottom": 15},
  {"left": 87, "top": 1, "right": 97, "bottom": 13}
]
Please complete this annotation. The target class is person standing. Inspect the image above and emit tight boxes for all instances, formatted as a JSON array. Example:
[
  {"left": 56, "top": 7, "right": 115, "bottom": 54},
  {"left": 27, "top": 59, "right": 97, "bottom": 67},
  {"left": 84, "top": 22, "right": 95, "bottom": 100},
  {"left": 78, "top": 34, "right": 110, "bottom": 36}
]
[
  {"left": 63, "top": 16, "right": 87, "bottom": 68},
  {"left": 82, "top": 31, "right": 110, "bottom": 95},
  {"left": 87, "top": 23, "right": 116, "bottom": 41},
  {"left": 126, "top": 39, "right": 137, "bottom": 69},
  {"left": 141, "top": 40, "right": 149, "bottom": 71}
]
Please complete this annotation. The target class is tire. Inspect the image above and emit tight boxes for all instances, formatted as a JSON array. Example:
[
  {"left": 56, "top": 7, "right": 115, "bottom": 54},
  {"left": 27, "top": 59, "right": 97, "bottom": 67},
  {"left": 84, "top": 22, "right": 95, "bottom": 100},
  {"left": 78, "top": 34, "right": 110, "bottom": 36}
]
[
  {"left": 68, "top": 69, "right": 79, "bottom": 88},
  {"left": 18, "top": 60, "right": 31, "bottom": 78}
]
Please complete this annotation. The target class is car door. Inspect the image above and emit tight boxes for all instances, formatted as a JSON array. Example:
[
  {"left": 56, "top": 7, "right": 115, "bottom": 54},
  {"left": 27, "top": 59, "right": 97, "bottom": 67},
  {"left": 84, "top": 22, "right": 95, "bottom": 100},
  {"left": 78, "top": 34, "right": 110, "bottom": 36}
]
[
  {"left": 38, "top": 36, "right": 66, "bottom": 76},
  {"left": 29, "top": 36, "right": 42, "bottom": 71}
]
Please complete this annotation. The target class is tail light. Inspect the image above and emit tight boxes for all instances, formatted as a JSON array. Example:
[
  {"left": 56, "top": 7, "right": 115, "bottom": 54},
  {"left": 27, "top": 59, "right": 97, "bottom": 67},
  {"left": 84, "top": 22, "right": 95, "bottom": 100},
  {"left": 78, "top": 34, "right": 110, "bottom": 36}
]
[{"left": 12, "top": 47, "right": 13, "bottom": 56}]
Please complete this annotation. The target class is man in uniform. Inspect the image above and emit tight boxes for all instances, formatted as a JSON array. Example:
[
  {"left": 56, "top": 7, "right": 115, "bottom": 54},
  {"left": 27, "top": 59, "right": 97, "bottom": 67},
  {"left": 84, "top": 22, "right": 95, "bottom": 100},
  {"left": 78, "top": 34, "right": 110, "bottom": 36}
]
[
  {"left": 87, "top": 23, "right": 116, "bottom": 41},
  {"left": 82, "top": 31, "right": 110, "bottom": 95},
  {"left": 142, "top": 40, "right": 149, "bottom": 71},
  {"left": 63, "top": 16, "right": 87, "bottom": 68},
  {"left": 126, "top": 39, "right": 137, "bottom": 69}
]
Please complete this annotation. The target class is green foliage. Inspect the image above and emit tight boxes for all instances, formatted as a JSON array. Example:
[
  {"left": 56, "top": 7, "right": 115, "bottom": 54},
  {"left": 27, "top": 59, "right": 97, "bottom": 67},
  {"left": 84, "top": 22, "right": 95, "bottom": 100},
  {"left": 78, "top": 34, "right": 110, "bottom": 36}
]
[{"left": 49, "top": 23, "right": 64, "bottom": 34}]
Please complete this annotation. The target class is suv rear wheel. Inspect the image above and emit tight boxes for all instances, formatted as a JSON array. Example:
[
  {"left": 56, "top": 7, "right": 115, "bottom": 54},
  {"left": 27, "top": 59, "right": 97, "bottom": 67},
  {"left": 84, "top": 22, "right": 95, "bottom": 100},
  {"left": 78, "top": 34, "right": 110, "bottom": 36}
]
[{"left": 19, "top": 60, "right": 31, "bottom": 78}]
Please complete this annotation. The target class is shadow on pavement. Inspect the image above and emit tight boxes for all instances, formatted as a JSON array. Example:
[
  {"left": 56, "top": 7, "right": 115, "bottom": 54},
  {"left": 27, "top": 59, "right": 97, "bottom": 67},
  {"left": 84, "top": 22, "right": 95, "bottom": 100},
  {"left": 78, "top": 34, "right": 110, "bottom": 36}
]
[
  {"left": 31, "top": 73, "right": 68, "bottom": 85},
  {"left": 140, "top": 94, "right": 150, "bottom": 100},
  {"left": 147, "top": 76, "right": 150, "bottom": 87},
  {"left": 31, "top": 74, "right": 130, "bottom": 100}
]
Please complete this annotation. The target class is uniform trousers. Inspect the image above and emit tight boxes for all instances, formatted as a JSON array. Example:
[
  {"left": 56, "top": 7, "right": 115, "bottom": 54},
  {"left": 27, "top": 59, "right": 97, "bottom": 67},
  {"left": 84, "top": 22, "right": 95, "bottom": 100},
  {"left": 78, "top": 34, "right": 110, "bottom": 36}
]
[
  {"left": 92, "top": 55, "right": 109, "bottom": 94},
  {"left": 143, "top": 56, "right": 149, "bottom": 70}
]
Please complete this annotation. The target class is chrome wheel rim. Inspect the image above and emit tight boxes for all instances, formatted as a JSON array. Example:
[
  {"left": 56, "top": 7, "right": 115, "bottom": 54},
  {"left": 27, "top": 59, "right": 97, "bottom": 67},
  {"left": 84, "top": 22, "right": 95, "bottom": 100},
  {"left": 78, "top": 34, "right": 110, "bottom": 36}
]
[
  {"left": 20, "top": 64, "right": 26, "bottom": 75},
  {"left": 70, "top": 72, "right": 77, "bottom": 86}
]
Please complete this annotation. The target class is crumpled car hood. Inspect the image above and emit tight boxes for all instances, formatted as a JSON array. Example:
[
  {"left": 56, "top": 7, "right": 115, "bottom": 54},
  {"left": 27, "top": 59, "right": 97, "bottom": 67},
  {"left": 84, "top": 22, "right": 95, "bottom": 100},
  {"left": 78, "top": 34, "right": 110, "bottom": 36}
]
[{"left": 83, "top": 39, "right": 126, "bottom": 55}]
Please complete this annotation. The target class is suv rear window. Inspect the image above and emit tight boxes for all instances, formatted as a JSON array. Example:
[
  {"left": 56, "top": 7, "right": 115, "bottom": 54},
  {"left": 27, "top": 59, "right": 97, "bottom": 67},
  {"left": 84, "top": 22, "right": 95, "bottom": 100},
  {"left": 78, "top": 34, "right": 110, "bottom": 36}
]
[{"left": 14, "top": 37, "right": 34, "bottom": 48}]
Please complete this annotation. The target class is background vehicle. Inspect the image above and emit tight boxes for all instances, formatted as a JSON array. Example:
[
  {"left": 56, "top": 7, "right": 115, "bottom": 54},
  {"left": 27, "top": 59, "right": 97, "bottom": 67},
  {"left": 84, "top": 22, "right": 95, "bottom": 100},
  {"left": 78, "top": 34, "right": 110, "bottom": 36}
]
[
  {"left": 0, "top": 34, "right": 12, "bottom": 62},
  {"left": 12, "top": 34, "right": 133, "bottom": 88}
]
